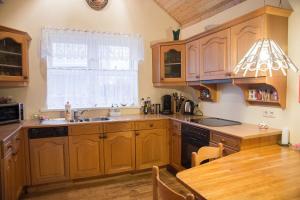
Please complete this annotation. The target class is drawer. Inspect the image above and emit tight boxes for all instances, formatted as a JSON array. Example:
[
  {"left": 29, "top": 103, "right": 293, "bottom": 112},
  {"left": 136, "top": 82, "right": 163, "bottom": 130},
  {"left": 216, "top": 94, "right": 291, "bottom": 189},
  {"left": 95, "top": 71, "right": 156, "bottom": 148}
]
[
  {"left": 69, "top": 124, "right": 103, "bottom": 136},
  {"left": 3, "top": 139, "right": 13, "bottom": 157},
  {"left": 210, "top": 142, "right": 238, "bottom": 156},
  {"left": 135, "top": 120, "right": 166, "bottom": 130},
  {"left": 171, "top": 120, "right": 181, "bottom": 131},
  {"left": 104, "top": 122, "right": 134, "bottom": 133},
  {"left": 211, "top": 131, "right": 240, "bottom": 150}
]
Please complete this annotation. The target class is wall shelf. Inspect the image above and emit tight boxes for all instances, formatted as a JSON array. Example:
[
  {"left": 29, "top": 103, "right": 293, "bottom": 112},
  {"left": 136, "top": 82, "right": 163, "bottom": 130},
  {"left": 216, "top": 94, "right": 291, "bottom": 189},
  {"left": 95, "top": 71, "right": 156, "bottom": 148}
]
[
  {"left": 233, "top": 76, "right": 287, "bottom": 109},
  {"left": 187, "top": 81, "right": 219, "bottom": 102}
]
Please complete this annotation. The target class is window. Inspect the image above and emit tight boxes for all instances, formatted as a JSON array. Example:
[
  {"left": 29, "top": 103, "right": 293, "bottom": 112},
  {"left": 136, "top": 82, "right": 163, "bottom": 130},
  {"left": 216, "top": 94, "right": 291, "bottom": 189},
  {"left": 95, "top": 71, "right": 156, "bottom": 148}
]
[{"left": 41, "top": 28, "right": 144, "bottom": 109}]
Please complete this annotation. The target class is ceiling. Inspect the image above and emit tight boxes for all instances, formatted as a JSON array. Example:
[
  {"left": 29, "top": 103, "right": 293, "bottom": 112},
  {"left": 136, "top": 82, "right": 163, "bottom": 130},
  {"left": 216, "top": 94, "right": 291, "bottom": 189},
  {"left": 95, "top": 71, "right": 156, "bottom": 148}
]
[{"left": 155, "top": 0, "right": 247, "bottom": 26}]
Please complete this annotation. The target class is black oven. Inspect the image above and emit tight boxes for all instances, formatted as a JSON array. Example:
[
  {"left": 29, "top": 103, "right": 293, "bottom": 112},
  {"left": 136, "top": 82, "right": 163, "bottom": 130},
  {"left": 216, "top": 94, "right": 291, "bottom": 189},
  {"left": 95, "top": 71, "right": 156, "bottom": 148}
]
[
  {"left": 0, "top": 103, "right": 24, "bottom": 125},
  {"left": 181, "top": 123, "right": 210, "bottom": 168}
]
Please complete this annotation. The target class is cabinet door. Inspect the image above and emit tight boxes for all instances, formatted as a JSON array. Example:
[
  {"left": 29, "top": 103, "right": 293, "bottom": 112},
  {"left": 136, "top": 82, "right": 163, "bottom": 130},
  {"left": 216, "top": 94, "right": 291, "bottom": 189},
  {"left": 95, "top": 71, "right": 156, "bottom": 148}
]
[
  {"left": 186, "top": 40, "right": 200, "bottom": 81},
  {"left": 104, "top": 131, "right": 135, "bottom": 174},
  {"left": 0, "top": 31, "right": 29, "bottom": 82},
  {"left": 69, "top": 135, "right": 104, "bottom": 179},
  {"left": 231, "top": 16, "right": 264, "bottom": 77},
  {"left": 3, "top": 153, "right": 15, "bottom": 200},
  {"left": 30, "top": 137, "right": 69, "bottom": 185},
  {"left": 199, "top": 29, "right": 230, "bottom": 80},
  {"left": 170, "top": 129, "right": 182, "bottom": 170},
  {"left": 13, "top": 132, "right": 26, "bottom": 198},
  {"left": 160, "top": 44, "right": 186, "bottom": 83},
  {"left": 136, "top": 129, "right": 168, "bottom": 170}
]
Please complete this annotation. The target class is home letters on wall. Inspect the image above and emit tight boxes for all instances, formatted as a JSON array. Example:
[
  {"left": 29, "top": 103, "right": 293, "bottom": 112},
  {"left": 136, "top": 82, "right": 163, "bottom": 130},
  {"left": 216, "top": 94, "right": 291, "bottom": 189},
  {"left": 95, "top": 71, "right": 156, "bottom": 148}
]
[{"left": 86, "top": 0, "right": 108, "bottom": 11}]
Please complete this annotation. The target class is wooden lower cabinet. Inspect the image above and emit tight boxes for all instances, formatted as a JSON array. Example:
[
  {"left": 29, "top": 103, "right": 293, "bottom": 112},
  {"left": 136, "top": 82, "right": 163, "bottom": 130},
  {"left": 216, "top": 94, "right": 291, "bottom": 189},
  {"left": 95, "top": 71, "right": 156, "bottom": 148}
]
[
  {"left": 170, "top": 129, "right": 182, "bottom": 170},
  {"left": 104, "top": 131, "right": 135, "bottom": 174},
  {"left": 136, "top": 129, "right": 168, "bottom": 170},
  {"left": 69, "top": 134, "right": 104, "bottom": 179},
  {"left": 210, "top": 142, "right": 237, "bottom": 156},
  {"left": 30, "top": 137, "right": 70, "bottom": 185},
  {"left": 3, "top": 152, "right": 15, "bottom": 200}
]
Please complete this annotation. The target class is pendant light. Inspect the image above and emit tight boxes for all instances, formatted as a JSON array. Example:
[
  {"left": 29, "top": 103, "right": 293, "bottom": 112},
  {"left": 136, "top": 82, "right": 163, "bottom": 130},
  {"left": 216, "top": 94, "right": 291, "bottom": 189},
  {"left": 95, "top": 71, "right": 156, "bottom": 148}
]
[{"left": 233, "top": 0, "right": 299, "bottom": 77}]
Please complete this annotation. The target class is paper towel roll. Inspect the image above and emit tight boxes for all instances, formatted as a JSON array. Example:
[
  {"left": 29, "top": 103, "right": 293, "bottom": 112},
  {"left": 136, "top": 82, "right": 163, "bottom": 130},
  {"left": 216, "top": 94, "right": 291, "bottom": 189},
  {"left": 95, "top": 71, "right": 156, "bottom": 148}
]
[{"left": 281, "top": 128, "right": 290, "bottom": 145}]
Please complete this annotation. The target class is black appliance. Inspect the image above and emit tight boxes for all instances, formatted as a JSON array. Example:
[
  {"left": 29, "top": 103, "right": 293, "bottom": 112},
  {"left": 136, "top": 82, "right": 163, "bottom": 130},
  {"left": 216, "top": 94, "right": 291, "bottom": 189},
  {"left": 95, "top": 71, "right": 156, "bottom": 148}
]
[
  {"left": 28, "top": 126, "right": 68, "bottom": 139},
  {"left": 183, "top": 100, "right": 195, "bottom": 115},
  {"left": 190, "top": 117, "right": 241, "bottom": 127},
  {"left": 181, "top": 123, "right": 210, "bottom": 168},
  {"left": 0, "top": 103, "right": 24, "bottom": 125},
  {"left": 161, "top": 95, "right": 173, "bottom": 115}
]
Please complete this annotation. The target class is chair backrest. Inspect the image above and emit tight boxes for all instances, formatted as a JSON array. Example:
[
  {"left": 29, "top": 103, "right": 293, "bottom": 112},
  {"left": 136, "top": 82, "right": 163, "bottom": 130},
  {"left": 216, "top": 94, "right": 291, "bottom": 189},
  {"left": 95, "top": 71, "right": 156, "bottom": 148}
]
[
  {"left": 152, "top": 166, "right": 194, "bottom": 200},
  {"left": 191, "top": 143, "right": 223, "bottom": 167}
]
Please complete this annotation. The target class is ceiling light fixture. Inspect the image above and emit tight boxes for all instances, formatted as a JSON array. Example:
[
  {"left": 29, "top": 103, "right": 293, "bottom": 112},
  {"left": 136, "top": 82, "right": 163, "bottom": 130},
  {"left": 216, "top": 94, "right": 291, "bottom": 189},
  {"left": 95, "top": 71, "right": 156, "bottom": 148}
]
[
  {"left": 233, "top": 0, "right": 299, "bottom": 77},
  {"left": 233, "top": 39, "right": 299, "bottom": 77}
]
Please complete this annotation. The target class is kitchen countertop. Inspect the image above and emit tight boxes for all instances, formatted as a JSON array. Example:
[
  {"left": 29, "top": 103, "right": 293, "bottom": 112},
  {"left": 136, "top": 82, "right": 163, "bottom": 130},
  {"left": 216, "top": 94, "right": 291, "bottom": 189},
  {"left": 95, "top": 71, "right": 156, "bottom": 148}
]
[
  {"left": 0, "top": 114, "right": 281, "bottom": 142},
  {"left": 176, "top": 145, "right": 300, "bottom": 200}
]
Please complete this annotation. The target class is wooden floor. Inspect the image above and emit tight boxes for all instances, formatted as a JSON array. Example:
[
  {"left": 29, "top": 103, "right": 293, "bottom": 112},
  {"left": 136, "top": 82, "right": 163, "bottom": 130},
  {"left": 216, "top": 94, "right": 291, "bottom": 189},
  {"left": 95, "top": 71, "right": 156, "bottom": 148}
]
[{"left": 22, "top": 169, "right": 190, "bottom": 200}]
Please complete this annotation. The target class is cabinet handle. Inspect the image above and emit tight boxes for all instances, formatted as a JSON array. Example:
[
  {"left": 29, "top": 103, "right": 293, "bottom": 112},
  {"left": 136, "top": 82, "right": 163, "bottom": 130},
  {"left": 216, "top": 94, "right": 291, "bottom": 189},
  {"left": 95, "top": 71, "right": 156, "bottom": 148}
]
[
  {"left": 23, "top": 76, "right": 28, "bottom": 80},
  {"left": 135, "top": 132, "right": 140, "bottom": 136},
  {"left": 196, "top": 75, "right": 200, "bottom": 79},
  {"left": 225, "top": 72, "right": 232, "bottom": 77},
  {"left": 149, "top": 124, "right": 154, "bottom": 127},
  {"left": 161, "top": 78, "right": 164, "bottom": 80}
]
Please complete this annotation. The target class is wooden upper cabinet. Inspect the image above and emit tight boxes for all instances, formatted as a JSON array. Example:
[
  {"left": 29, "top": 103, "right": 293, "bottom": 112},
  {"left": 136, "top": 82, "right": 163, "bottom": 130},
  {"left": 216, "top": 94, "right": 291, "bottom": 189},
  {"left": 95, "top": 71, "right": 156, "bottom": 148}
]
[
  {"left": 186, "top": 40, "right": 200, "bottom": 81},
  {"left": 135, "top": 129, "right": 168, "bottom": 170},
  {"left": 199, "top": 29, "right": 231, "bottom": 80},
  {"left": 69, "top": 135, "right": 104, "bottom": 179},
  {"left": 103, "top": 131, "right": 135, "bottom": 174},
  {"left": 160, "top": 44, "right": 186, "bottom": 83},
  {"left": 29, "top": 137, "right": 69, "bottom": 185},
  {"left": 231, "top": 16, "right": 264, "bottom": 77},
  {"left": 0, "top": 27, "right": 31, "bottom": 86}
]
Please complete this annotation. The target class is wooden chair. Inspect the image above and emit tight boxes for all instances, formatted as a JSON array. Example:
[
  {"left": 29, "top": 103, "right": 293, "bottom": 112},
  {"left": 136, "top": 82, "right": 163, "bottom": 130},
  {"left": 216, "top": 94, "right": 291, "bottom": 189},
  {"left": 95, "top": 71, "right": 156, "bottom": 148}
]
[
  {"left": 152, "top": 166, "right": 195, "bottom": 200},
  {"left": 191, "top": 143, "right": 223, "bottom": 167}
]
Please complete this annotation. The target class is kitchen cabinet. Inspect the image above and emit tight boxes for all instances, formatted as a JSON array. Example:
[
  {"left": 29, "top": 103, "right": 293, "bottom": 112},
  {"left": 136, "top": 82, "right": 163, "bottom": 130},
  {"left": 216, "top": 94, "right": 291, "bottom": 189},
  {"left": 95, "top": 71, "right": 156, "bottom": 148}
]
[
  {"left": 69, "top": 135, "right": 104, "bottom": 179},
  {"left": 136, "top": 129, "right": 168, "bottom": 170},
  {"left": 199, "top": 29, "right": 231, "bottom": 80},
  {"left": 30, "top": 137, "right": 69, "bottom": 185},
  {"left": 152, "top": 42, "right": 186, "bottom": 86},
  {"left": 170, "top": 128, "right": 182, "bottom": 171},
  {"left": 231, "top": 16, "right": 264, "bottom": 77},
  {"left": 186, "top": 40, "right": 200, "bottom": 81},
  {"left": 103, "top": 131, "right": 135, "bottom": 174},
  {"left": 0, "top": 26, "right": 31, "bottom": 86},
  {"left": 1, "top": 130, "right": 26, "bottom": 200}
]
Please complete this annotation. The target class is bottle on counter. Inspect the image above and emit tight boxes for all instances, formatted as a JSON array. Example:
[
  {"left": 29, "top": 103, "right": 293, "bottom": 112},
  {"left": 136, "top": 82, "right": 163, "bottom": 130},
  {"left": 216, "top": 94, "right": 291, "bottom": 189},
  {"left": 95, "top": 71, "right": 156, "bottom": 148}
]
[{"left": 65, "top": 101, "right": 72, "bottom": 121}]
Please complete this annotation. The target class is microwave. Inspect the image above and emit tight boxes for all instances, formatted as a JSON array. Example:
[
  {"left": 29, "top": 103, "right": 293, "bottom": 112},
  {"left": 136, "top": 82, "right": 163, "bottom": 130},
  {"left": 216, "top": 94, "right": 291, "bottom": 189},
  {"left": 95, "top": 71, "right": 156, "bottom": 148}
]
[{"left": 0, "top": 103, "right": 24, "bottom": 125}]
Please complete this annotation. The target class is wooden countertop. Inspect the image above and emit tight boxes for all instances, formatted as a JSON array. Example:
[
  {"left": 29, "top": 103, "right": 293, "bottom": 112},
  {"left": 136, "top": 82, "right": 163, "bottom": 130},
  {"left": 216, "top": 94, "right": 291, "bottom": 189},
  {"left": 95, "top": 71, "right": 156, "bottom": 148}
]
[
  {"left": 0, "top": 123, "right": 22, "bottom": 142},
  {"left": 0, "top": 114, "right": 281, "bottom": 142},
  {"left": 177, "top": 145, "right": 300, "bottom": 200}
]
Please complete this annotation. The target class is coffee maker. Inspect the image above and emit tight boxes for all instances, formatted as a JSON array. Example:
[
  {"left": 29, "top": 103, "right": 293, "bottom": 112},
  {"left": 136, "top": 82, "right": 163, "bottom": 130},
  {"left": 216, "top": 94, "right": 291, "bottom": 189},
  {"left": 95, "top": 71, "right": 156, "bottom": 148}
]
[{"left": 161, "top": 95, "right": 173, "bottom": 115}]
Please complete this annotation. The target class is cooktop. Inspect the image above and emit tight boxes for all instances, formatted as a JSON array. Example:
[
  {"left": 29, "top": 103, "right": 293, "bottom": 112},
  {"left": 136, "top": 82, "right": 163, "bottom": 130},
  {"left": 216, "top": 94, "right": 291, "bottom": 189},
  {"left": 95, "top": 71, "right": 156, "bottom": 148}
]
[{"left": 190, "top": 117, "right": 242, "bottom": 127}]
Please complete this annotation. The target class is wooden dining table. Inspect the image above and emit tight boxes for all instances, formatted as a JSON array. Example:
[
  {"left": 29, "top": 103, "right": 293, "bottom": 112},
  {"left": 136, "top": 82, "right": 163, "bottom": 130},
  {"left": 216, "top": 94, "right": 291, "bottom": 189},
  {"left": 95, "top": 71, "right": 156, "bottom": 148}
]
[{"left": 176, "top": 145, "right": 300, "bottom": 200}]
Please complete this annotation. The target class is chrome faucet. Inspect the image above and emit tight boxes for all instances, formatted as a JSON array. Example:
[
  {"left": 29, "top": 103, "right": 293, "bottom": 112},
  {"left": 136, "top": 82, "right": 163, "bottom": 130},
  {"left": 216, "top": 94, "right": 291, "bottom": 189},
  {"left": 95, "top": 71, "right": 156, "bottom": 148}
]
[{"left": 73, "top": 110, "right": 88, "bottom": 121}]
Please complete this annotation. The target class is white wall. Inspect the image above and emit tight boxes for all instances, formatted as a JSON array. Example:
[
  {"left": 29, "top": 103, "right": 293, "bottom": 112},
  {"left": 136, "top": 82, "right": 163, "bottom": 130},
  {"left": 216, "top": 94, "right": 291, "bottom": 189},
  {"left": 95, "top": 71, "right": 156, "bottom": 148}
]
[
  {"left": 0, "top": 0, "right": 198, "bottom": 118},
  {"left": 181, "top": 0, "right": 300, "bottom": 144}
]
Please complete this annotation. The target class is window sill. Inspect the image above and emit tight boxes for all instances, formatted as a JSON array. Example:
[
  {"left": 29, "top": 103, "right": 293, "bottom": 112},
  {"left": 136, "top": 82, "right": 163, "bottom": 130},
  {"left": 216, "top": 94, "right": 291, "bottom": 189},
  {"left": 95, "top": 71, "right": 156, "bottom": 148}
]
[{"left": 40, "top": 106, "right": 140, "bottom": 112}]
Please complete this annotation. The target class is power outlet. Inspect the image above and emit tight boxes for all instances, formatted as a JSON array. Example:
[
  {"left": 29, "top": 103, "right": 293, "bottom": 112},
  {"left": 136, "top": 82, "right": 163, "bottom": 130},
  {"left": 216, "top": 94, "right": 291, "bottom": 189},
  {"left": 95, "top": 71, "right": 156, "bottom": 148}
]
[{"left": 263, "top": 110, "right": 276, "bottom": 118}]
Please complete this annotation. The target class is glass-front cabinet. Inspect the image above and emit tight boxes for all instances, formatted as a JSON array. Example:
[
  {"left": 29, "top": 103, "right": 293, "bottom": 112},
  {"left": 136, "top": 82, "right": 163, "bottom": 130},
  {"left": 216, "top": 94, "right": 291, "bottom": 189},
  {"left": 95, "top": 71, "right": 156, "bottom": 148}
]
[
  {"left": 0, "top": 28, "right": 30, "bottom": 86},
  {"left": 159, "top": 44, "right": 186, "bottom": 83}
]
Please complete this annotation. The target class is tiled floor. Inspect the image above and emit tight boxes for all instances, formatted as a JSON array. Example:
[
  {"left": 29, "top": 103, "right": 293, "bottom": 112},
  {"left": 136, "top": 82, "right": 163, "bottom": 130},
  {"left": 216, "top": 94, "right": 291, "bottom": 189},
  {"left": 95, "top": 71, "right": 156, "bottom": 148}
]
[{"left": 22, "top": 169, "right": 189, "bottom": 200}]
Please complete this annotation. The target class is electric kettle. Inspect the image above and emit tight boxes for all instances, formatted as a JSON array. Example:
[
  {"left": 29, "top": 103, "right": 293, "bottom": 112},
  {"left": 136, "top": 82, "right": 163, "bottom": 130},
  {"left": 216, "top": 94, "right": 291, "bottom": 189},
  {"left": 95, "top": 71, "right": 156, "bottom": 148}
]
[{"left": 183, "top": 100, "right": 195, "bottom": 115}]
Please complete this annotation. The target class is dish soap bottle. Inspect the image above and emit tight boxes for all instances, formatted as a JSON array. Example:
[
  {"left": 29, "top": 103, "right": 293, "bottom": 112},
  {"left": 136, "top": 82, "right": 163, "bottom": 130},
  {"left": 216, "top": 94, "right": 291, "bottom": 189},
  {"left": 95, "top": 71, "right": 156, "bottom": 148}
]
[{"left": 65, "top": 101, "right": 72, "bottom": 121}]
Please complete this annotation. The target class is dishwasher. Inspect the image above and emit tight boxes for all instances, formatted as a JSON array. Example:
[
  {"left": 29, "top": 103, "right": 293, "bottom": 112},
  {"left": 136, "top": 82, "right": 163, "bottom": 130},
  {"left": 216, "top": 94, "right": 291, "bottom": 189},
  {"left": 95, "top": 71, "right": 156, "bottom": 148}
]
[
  {"left": 28, "top": 126, "right": 69, "bottom": 185},
  {"left": 181, "top": 123, "right": 210, "bottom": 168}
]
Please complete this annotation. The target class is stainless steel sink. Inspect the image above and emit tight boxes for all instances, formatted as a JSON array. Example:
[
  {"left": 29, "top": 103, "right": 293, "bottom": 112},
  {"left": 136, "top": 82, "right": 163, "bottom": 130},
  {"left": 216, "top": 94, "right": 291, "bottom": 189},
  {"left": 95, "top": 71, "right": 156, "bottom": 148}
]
[{"left": 83, "top": 117, "right": 110, "bottom": 122}]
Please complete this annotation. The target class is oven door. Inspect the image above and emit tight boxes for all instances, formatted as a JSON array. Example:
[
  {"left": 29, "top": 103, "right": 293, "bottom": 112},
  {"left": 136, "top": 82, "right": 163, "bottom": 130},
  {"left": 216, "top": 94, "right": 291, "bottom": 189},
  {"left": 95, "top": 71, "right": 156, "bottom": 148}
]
[{"left": 181, "top": 137, "right": 208, "bottom": 169}]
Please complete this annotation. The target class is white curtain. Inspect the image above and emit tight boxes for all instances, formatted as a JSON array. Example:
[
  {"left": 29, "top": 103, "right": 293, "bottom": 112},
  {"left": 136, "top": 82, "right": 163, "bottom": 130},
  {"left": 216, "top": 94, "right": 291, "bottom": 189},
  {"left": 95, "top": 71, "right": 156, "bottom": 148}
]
[{"left": 41, "top": 28, "right": 144, "bottom": 109}]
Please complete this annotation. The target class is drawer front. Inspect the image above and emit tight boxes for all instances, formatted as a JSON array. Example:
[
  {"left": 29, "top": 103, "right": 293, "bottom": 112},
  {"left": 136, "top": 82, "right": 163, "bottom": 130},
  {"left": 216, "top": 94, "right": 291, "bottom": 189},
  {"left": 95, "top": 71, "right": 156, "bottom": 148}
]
[
  {"left": 69, "top": 124, "right": 103, "bottom": 136},
  {"left": 210, "top": 142, "right": 238, "bottom": 156},
  {"left": 135, "top": 120, "right": 166, "bottom": 130},
  {"left": 171, "top": 120, "right": 181, "bottom": 131},
  {"left": 3, "top": 139, "right": 13, "bottom": 157},
  {"left": 104, "top": 122, "right": 134, "bottom": 133},
  {"left": 211, "top": 131, "right": 240, "bottom": 150}
]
